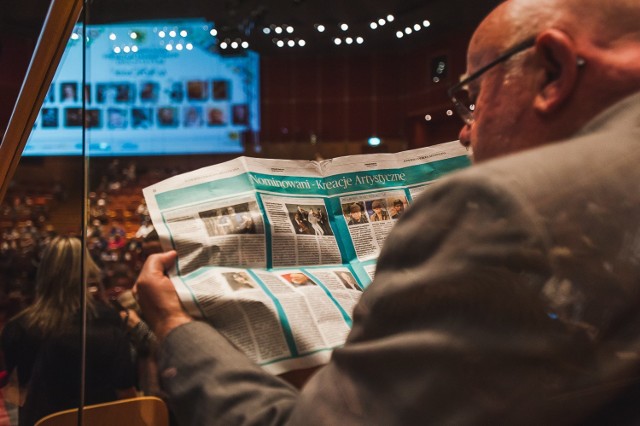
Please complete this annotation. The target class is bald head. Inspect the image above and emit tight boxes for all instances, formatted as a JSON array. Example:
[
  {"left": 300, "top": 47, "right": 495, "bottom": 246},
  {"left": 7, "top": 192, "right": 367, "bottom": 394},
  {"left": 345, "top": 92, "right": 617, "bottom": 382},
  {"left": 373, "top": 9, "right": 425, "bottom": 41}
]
[
  {"left": 481, "top": 0, "right": 640, "bottom": 50},
  {"left": 458, "top": 0, "right": 640, "bottom": 162}
]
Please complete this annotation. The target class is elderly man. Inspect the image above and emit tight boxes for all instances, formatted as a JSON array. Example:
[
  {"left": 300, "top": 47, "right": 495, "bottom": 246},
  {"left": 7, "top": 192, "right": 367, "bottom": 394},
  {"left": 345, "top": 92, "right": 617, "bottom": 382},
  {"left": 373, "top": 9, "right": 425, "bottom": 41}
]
[{"left": 134, "top": 0, "right": 640, "bottom": 423}]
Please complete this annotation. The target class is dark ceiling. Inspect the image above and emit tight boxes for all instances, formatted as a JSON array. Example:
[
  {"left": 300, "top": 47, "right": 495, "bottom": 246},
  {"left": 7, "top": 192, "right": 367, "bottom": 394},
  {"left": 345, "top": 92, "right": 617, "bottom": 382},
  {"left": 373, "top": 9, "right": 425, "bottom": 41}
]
[{"left": 3, "top": 0, "right": 503, "bottom": 55}]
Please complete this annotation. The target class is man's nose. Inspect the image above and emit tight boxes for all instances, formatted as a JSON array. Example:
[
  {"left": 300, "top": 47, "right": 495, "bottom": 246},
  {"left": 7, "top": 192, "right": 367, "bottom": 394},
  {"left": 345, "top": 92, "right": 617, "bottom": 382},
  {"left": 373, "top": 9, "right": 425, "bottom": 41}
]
[{"left": 458, "top": 124, "right": 471, "bottom": 150}]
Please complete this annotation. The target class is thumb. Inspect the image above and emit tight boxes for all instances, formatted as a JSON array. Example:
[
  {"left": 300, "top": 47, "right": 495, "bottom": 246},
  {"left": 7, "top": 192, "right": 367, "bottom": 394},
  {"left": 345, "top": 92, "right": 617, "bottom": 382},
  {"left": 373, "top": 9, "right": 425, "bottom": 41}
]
[{"left": 146, "top": 250, "right": 178, "bottom": 276}]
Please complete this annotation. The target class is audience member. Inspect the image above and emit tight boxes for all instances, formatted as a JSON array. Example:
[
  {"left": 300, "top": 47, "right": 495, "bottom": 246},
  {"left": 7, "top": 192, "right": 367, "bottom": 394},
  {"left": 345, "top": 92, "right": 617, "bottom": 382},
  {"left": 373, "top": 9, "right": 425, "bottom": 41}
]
[
  {"left": 134, "top": 0, "right": 640, "bottom": 424},
  {"left": 1, "top": 237, "right": 136, "bottom": 425}
]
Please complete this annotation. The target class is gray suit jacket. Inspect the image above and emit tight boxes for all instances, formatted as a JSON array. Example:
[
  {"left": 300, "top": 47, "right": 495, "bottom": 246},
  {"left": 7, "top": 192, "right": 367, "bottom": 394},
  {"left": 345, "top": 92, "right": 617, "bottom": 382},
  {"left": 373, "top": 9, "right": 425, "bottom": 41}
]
[{"left": 159, "top": 91, "right": 640, "bottom": 425}]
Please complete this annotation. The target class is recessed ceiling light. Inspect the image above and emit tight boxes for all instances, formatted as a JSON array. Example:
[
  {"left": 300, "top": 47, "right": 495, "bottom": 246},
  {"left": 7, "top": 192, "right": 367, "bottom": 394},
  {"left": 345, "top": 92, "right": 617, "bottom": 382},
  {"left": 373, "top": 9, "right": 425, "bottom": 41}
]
[
  {"left": 396, "top": 31, "right": 404, "bottom": 38},
  {"left": 298, "top": 39, "right": 306, "bottom": 46},
  {"left": 180, "top": 30, "right": 188, "bottom": 37},
  {"left": 346, "top": 37, "right": 353, "bottom": 44},
  {"left": 340, "top": 23, "right": 349, "bottom": 31},
  {"left": 423, "top": 20, "right": 431, "bottom": 27},
  {"left": 287, "top": 39, "right": 295, "bottom": 47},
  {"left": 334, "top": 37, "right": 342, "bottom": 45},
  {"left": 414, "top": 24, "right": 421, "bottom": 31},
  {"left": 286, "top": 26, "right": 294, "bottom": 34},
  {"left": 277, "top": 40, "right": 284, "bottom": 47},
  {"left": 209, "top": 29, "right": 217, "bottom": 36},
  {"left": 370, "top": 22, "right": 378, "bottom": 30},
  {"left": 387, "top": 14, "right": 395, "bottom": 22},
  {"left": 169, "top": 30, "right": 177, "bottom": 37},
  {"left": 241, "top": 41, "right": 249, "bottom": 48},
  {"left": 316, "top": 24, "right": 325, "bottom": 32},
  {"left": 263, "top": 27, "right": 271, "bottom": 34},
  {"left": 220, "top": 42, "right": 228, "bottom": 49},
  {"left": 378, "top": 18, "right": 385, "bottom": 26},
  {"left": 109, "top": 33, "right": 117, "bottom": 41},
  {"left": 356, "top": 37, "right": 364, "bottom": 44},
  {"left": 405, "top": 27, "right": 412, "bottom": 34},
  {"left": 130, "top": 32, "right": 138, "bottom": 40}
]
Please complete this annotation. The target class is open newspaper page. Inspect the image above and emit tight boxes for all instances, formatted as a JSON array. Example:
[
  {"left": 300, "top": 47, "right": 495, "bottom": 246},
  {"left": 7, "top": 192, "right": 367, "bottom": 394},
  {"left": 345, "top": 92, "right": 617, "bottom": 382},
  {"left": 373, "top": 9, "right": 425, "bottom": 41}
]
[{"left": 143, "top": 141, "right": 470, "bottom": 374}]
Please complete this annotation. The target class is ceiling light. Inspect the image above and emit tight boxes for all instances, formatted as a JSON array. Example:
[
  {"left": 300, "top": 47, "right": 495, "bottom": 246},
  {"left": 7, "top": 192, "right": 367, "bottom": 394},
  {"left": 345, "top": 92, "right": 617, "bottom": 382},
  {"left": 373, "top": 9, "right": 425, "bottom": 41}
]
[
  {"left": 113, "top": 46, "right": 121, "bottom": 53},
  {"left": 396, "top": 31, "right": 404, "bottom": 38},
  {"left": 423, "top": 20, "right": 431, "bottom": 27},
  {"left": 109, "top": 33, "right": 117, "bottom": 41},
  {"left": 123, "top": 46, "right": 131, "bottom": 53},
  {"left": 286, "top": 26, "right": 294, "bottom": 34},
  {"left": 275, "top": 26, "right": 283, "bottom": 34},
  {"left": 159, "top": 30, "right": 166, "bottom": 38},
  {"left": 180, "top": 30, "right": 188, "bottom": 37},
  {"left": 446, "top": 109, "right": 453, "bottom": 116},
  {"left": 165, "top": 44, "right": 173, "bottom": 51},
  {"left": 186, "top": 43, "right": 193, "bottom": 50},
  {"left": 176, "top": 43, "right": 183, "bottom": 50},
  {"left": 71, "top": 33, "right": 79, "bottom": 40},
  {"left": 209, "top": 29, "right": 217, "bottom": 36},
  {"left": 316, "top": 24, "right": 325, "bottom": 32},
  {"left": 378, "top": 18, "right": 385, "bottom": 26},
  {"left": 414, "top": 24, "right": 421, "bottom": 31},
  {"left": 356, "top": 37, "right": 364, "bottom": 44},
  {"left": 169, "top": 30, "right": 177, "bottom": 37},
  {"left": 346, "top": 37, "right": 353, "bottom": 44},
  {"left": 277, "top": 40, "right": 284, "bottom": 47},
  {"left": 340, "top": 23, "right": 349, "bottom": 31},
  {"left": 231, "top": 41, "right": 238, "bottom": 49},
  {"left": 405, "top": 27, "right": 412, "bottom": 34},
  {"left": 263, "top": 27, "right": 271, "bottom": 34},
  {"left": 241, "top": 41, "right": 249, "bottom": 48},
  {"left": 425, "top": 114, "right": 432, "bottom": 121},
  {"left": 130, "top": 32, "right": 138, "bottom": 40},
  {"left": 298, "top": 39, "right": 306, "bottom": 46},
  {"left": 370, "top": 22, "right": 378, "bottom": 30},
  {"left": 131, "top": 45, "right": 139, "bottom": 52},
  {"left": 387, "top": 14, "right": 395, "bottom": 22},
  {"left": 334, "top": 37, "right": 342, "bottom": 45},
  {"left": 288, "top": 39, "right": 295, "bottom": 47},
  {"left": 220, "top": 42, "right": 228, "bottom": 49}
]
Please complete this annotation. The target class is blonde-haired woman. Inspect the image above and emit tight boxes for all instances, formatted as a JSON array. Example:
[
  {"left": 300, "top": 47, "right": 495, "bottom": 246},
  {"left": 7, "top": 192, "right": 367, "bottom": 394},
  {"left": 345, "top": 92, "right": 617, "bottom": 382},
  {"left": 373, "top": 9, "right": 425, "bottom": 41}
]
[{"left": 1, "top": 236, "right": 136, "bottom": 425}]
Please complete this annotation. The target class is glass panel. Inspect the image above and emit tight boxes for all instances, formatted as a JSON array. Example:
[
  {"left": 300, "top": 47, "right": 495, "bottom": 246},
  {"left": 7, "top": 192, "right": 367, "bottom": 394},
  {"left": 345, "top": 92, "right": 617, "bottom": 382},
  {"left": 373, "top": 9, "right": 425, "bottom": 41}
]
[
  {"left": 0, "top": 1, "right": 87, "bottom": 424},
  {"left": 2, "top": 1, "right": 500, "bottom": 424}
]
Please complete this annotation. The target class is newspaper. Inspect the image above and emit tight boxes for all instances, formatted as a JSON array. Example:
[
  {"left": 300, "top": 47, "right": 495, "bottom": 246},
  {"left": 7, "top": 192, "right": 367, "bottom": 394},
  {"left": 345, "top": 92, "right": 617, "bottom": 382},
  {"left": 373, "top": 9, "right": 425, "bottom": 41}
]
[{"left": 143, "top": 141, "right": 470, "bottom": 374}]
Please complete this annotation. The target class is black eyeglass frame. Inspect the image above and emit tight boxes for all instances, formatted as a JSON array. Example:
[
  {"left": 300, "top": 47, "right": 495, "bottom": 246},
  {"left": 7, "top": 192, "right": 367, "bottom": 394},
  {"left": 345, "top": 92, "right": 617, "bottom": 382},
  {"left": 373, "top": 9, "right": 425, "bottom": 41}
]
[{"left": 447, "top": 36, "right": 537, "bottom": 125}]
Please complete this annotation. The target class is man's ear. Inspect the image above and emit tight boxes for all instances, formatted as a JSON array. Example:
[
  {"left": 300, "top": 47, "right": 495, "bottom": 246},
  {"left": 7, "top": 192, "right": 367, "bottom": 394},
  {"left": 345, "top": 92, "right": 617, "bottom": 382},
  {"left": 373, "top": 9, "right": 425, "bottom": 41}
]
[{"left": 533, "top": 29, "right": 580, "bottom": 114}]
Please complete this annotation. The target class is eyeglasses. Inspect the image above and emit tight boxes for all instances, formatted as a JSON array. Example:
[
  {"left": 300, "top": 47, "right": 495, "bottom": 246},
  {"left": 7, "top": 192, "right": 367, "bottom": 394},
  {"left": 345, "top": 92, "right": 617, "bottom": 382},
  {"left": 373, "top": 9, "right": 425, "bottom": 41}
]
[{"left": 447, "top": 37, "right": 536, "bottom": 125}]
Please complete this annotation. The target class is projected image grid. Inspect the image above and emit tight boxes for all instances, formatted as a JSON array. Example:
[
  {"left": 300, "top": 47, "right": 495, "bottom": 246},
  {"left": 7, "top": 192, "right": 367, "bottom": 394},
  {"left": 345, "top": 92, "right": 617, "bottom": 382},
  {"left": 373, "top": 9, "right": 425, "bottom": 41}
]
[{"left": 26, "top": 19, "right": 259, "bottom": 156}]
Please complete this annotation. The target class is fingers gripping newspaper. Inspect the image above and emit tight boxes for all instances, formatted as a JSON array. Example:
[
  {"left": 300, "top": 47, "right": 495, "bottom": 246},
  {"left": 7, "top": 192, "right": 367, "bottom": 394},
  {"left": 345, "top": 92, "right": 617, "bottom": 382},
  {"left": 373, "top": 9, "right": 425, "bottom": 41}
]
[{"left": 143, "top": 141, "right": 469, "bottom": 374}]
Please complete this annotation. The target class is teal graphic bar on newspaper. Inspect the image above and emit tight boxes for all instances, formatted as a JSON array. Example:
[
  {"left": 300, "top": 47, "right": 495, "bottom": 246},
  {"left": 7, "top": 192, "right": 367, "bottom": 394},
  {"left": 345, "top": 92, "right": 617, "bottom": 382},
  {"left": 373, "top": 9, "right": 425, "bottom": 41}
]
[
  {"left": 154, "top": 174, "right": 254, "bottom": 210},
  {"left": 154, "top": 155, "right": 470, "bottom": 210}
]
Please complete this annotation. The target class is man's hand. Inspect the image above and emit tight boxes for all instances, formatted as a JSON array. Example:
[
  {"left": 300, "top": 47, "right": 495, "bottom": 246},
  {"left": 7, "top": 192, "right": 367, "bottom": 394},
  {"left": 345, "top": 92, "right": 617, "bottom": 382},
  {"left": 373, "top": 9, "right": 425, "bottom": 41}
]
[{"left": 133, "top": 250, "right": 192, "bottom": 341}]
